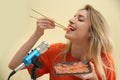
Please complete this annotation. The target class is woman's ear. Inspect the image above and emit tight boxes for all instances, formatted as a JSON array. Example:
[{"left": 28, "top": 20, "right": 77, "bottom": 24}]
[
  {"left": 89, "top": 27, "right": 93, "bottom": 38},
  {"left": 89, "top": 33, "right": 91, "bottom": 37},
  {"left": 89, "top": 29, "right": 92, "bottom": 38},
  {"left": 88, "top": 32, "right": 92, "bottom": 38}
]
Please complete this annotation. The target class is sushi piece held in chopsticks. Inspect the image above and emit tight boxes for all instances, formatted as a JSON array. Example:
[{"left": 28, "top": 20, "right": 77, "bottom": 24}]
[
  {"left": 64, "top": 27, "right": 76, "bottom": 32},
  {"left": 64, "top": 28, "right": 71, "bottom": 32}
]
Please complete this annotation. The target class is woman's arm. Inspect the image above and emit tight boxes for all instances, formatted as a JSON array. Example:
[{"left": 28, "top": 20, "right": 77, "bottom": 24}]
[{"left": 8, "top": 18, "right": 55, "bottom": 70}]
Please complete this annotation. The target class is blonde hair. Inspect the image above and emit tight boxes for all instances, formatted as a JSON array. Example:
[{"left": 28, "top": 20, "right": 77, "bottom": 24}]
[
  {"left": 83, "top": 4, "right": 113, "bottom": 80},
  {"left": 55, "top": 4, "right": 114, "bottom": 80}
]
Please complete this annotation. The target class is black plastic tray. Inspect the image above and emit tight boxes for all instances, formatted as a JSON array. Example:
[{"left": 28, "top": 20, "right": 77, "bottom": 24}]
[{"left": 53, "top": 61, "right": 92, "bottom": 75}]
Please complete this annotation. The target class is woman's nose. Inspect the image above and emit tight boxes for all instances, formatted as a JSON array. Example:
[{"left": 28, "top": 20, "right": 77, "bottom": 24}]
[{"left": 69, "top": 18, "right": 75, "bottom": 24}]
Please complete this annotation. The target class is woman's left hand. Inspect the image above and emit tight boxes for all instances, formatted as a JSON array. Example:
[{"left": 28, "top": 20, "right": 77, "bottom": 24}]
[{"left": 74, "top": 62, "right": 98, "bottom": 80}]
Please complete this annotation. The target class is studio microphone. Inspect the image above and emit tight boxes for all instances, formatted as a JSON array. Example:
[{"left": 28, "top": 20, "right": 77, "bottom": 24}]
[{"left": 8, "top": 41, "right": 49, "bottom": 80}]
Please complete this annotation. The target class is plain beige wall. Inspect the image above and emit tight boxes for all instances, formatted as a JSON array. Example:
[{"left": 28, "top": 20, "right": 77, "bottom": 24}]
[{"left": 0, "top": 0, "right": 120, "bottom": 80}]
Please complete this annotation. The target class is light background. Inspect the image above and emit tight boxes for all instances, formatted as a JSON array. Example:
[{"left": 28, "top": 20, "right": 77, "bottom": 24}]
[{"left": 0, "top": 0, "right": 120, "bottom": 80}]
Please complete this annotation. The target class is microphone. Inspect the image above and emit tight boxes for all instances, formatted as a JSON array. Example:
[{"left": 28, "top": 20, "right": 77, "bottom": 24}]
[{"left": 8, "top": 41, "right": 49, "bottom": 80}]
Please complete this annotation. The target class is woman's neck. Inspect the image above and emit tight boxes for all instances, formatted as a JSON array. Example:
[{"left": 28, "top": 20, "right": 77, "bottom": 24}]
[{"left": 71, "top": 42, "right": 90, "bottom": 61}]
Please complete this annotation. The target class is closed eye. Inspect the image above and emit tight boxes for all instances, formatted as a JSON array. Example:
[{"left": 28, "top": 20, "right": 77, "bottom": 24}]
[{"left": 78, "top": 19, "right": 84, "bottom": 22}]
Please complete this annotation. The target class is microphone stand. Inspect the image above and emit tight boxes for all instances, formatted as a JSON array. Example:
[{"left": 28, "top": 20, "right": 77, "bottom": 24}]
[{"left": 31, "top": 56, "right": 43, "bottom": 80}]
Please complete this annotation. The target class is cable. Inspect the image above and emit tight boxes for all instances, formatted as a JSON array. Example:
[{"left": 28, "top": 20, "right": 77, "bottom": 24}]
[{"left": 7, "top": 70, "right": 16, "bottom": 80}]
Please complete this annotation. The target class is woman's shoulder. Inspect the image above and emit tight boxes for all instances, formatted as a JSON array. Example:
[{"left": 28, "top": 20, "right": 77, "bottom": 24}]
[
  {"left": 50, "top": 42, "right": 66, "bottom": 48},
  {"left": 43, "top": 42, "right": 66, "bottom": 57},
  {"left": 38, "top": 42, "right": 66, "bottom": 65},
  {"left": 47, "top": 43, "right": 66, "bottom": 52}
]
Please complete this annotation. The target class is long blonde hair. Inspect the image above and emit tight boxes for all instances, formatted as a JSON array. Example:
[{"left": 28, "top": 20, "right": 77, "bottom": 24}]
[
  {"left": 83, "top": 4, "right": 113, "bottom": 80},
  {"left": 56, "top": 4, "right": 113, "bottom": 80}
]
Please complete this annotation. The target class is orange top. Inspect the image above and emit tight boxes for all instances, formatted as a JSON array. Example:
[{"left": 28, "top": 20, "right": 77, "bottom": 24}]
[{"left": 26, "top": 43, "right": 116, "bottom": 80}]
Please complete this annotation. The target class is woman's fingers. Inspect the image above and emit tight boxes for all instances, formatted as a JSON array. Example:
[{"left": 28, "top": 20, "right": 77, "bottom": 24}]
[
  {"left": 73, "top": 62, "right": 98, "bottom": 80},
  {"left": 37, "top": 18, "right": 55, "bottom": 29}
]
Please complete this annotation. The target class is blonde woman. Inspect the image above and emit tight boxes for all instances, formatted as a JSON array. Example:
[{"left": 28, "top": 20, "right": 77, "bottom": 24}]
[{"left": 9, "top": 4, "right": 116, "bottom": 80}]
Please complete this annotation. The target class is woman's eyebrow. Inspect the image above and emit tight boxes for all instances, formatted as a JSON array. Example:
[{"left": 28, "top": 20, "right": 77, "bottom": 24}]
[
  {"left": 74, "top": 14, "right": 87, "bottom": 20},
  {"left": 78, "top": 15, "right": 86, "bottom": 19}
]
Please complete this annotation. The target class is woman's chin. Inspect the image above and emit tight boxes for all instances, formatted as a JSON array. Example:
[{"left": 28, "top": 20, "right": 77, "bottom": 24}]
[{"left": 65, "top": 35, "right": 72, "bottom": 40}]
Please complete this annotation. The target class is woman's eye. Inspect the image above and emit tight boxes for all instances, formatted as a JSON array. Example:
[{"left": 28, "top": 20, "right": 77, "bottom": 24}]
[{"left": 78, "top": 19, "right": 84, "bottom": 22}]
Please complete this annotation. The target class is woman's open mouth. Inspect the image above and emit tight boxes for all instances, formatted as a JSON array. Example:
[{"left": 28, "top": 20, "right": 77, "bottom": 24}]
[{"left": 69, "top": 27, "right": 76, "bottom": 31}]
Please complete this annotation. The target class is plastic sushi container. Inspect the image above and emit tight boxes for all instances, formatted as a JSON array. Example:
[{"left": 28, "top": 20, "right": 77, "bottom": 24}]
[{"left": 53, "top": 61, "right": 92, "bottom": 75}]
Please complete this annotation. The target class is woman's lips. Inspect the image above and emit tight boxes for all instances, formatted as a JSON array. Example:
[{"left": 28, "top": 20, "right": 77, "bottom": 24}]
[
  {"left": 69, "top": 27, "right": 76, "bottom": 31},
  {"left": 64, "top": 25, "right": 76, "bottom": 32},
  {"left": 68, "top": 24, "right": 76, "bottom": 31}
]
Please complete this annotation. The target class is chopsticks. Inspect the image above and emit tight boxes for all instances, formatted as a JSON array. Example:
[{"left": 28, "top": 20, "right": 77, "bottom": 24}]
[{"left": 30, "top": 9, "right": 67, "bottom": 30}]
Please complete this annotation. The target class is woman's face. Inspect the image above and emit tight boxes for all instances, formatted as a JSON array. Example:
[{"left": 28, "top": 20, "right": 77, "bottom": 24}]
[{"left": 65, "top": 10, "right": 91, "bottom": 43}]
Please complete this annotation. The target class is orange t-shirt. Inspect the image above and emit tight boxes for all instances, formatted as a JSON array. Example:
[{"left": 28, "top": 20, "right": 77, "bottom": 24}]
[{"left": 26, "top": 43, "right": 116, "bottom": 80}]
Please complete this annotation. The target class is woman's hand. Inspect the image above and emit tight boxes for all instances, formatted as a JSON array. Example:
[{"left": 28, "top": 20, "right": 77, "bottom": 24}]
[
  {"left": 35, "top": 18, "right": 55, "bottom": 35},
  {"left": 74, "top": 62, "right": 98, "bottom": 80}
]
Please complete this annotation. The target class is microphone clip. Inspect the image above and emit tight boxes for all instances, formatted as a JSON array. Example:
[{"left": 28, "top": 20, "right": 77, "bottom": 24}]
[
  {"left": 31, "top": 55, "right": 43, "bottom": 80},
  {"left": 32, "top": 55, "right": 43, "bottom": 68}
]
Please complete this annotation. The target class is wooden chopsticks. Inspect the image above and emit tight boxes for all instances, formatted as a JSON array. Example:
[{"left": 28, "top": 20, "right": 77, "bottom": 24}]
[{"left": 30, "top": 9, "right": 67, "bottom": 30}]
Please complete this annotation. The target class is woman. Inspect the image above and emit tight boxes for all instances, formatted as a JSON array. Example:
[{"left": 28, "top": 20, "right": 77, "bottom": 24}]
[{"left": 8, "top": 4, "right": 116, "bottom": 80}]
